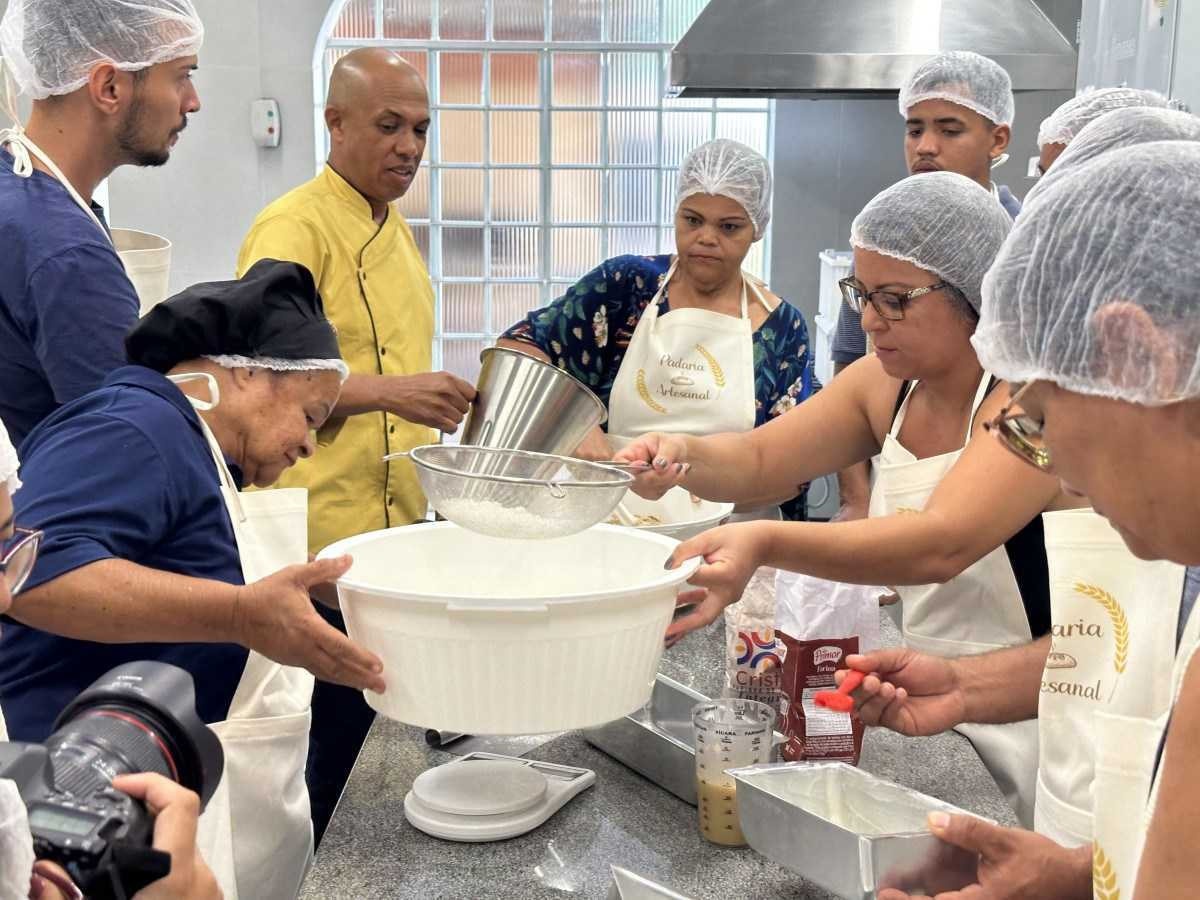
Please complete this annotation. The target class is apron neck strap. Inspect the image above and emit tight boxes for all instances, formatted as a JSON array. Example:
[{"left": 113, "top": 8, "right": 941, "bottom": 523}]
[
  {"left": 965, "top": 372, "right": 993, "bottom": 442},
  {"left": 196, "top": 415, "right": 248, "bottom": 524},
  {"left": 0, "top": 62, "right": 112, "bottom": 244},
  {"left": 169, "top": 372, "right": 249, "bottom": 524},
  {"left": 663, "top": 257, "right": 771, "bottom": 320},
  {"left": 890, "top": 371, "right": 992, "bottom": 442}
]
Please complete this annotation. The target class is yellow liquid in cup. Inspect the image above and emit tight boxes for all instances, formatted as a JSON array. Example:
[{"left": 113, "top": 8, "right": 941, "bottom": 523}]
[{"left": 697, "top": 777, "right": 745, "bottom": 846}]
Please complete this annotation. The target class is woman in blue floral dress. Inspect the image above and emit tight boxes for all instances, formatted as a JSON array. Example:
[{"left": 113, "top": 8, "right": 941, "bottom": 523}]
[{"left": 499, "top": 139, "right": 814, "bottom": 520}]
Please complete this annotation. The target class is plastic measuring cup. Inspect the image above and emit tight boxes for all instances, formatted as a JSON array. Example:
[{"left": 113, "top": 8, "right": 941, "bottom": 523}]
[{"left": 692, "top": 698, "right": 776, "bottom": 846}]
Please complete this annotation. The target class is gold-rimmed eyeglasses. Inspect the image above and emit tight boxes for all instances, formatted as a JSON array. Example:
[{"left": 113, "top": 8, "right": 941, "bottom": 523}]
[
  {"left": 983, "top": 383, "right": 1053, "bottom": 472},
  {"left": 838, "top": 276, "right": 951, "bottom": 322}
]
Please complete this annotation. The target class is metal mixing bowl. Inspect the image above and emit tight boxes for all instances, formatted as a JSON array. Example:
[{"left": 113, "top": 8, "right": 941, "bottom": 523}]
[{"left": 462, "top": 347, "right": 607, "bottom": 455}]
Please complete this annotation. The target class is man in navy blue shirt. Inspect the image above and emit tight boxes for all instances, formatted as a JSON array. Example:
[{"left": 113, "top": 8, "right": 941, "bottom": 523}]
[
  {"left": 0, "top": 0, "right": 204, "bottom": 445},
  {"left": 829, "top": 51, "right": 1020, "bottom": 517}
]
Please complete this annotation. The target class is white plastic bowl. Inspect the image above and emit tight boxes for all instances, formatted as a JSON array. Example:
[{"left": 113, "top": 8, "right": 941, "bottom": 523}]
[
  {"left": 319, "top": 522, "right": 701, "bottom": 735},
  {"left": 613, "top": 487, "right": 735, "bottom": 541}
]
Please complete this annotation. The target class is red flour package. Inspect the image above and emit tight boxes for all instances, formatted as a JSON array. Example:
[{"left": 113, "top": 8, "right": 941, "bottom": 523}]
[{"left": 777, "top": 632, "right": 864, "bottom": 764}]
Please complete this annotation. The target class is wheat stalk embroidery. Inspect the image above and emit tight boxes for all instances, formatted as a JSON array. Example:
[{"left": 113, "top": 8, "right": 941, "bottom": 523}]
[
  {"left": 636, "top": 369, "right": 667, "bottom": 414},
  {"left": 1093, "top": 843, "right": 1120, "bottom": 900},
  {"left": 1075, "top": 582, "right": 1129, "bottom": 675},
  {"left": 695, "top": 343, "right": 726, "bottom": 388}
]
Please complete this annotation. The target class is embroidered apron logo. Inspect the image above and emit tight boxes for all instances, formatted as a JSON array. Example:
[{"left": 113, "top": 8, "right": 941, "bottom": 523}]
[
  {"left": 1041, "top": 582, "right": 1130, "bottom": 704},
  {"left": 1092, "top": 844, "right": 1119, "bottom": 900},
  {"left": 695, "top": 343, "right": 726, "bottom": 388},
  {"left": 1075, "top": 582, "right": 1130, "bottom": 674},
  {"left": 635, "top": 369, "right": 668, "bottom": 414}
]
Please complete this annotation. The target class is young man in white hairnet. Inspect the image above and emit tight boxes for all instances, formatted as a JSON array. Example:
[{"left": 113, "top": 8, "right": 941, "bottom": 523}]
[
  {"left": 831, "top": 51, "right": 1020, "bottom": 518},
  {"left": 0, "top": 0, "right": 203, "bottom": 445},
  {"left": 840, "top": 124, "right": 1200, "bottom": 900},
  {"left": 0, "top": 420, "right": 219, "bottom": 900}
]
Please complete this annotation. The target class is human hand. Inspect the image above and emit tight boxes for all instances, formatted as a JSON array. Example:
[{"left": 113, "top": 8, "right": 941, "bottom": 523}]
[
  {"left": 877, "top": 814, "right": 1092, "bottom": 900},
  {"left": 612, "top": 433, "right": 690, "bottom": 500},
  {"left": 108, "top": 774, "right": 223, "bottom": 900},
  {"left": 234, "top": 556, "right": 385, "bottom": 692},
  {"left": 573, "top": 427, "right": 613, "bottom": 462},
  {"left": 383, "top": 372, "right": 476, "bottom": 433},
  {"left": 662, "top": 523, "right": 771, "bottom": 644},
  {"left": 836, "top": 649, "right": 966, "bottom": 736},
  {"left": 29, "top": 861, "right": 79, "bottom": 900}
]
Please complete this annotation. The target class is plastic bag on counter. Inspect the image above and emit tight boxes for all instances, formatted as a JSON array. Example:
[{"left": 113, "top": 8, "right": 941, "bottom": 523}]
[
  {"left": 774, "top": 571, "right": 886, "bottom": 765},
  {"left": 775, "top": 571, "right": 883, "bottom": 652},
  {"left": 723, "top": 566, "right": 785, "bottom": 718}
]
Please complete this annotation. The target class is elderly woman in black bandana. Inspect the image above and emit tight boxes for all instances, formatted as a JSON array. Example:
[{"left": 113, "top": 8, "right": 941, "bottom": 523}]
[{"left": 0, "top": 259, "right": 384, "bottom": 900}]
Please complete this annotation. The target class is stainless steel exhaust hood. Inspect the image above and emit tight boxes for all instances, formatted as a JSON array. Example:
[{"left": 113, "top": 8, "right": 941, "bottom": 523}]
[{"left": 669, "top": 0, "right": 1077, "bottom": 99}]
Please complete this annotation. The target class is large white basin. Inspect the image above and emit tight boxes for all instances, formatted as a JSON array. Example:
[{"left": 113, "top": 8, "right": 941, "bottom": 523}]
[{"left": 319, "top": 522, "right": 700, "bottom": 734}]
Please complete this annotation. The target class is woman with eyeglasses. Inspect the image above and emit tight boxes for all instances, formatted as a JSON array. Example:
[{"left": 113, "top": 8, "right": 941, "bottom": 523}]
[
  {"left": 616, "top": 170, "right": 1083, "bottom": 828},
  {"left": 0, "top": 421, "right": 220, "bottom": 900},
  {"left": 837, "top": 135, "right": 1200, "bottom": 899}
]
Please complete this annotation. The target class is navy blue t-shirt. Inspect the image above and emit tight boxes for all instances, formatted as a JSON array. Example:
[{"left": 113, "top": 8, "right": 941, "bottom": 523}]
[
  {"left": 0, "top": 150, "right": 140, "bottom": 446},
  {"left": 0, "top": 366, "right": 248, "bottom": 740}
]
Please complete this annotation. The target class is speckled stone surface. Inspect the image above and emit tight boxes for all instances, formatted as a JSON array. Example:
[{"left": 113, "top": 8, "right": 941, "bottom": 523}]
[{"left": 301, "top": 614, "right": 1017, "bottom": 899}]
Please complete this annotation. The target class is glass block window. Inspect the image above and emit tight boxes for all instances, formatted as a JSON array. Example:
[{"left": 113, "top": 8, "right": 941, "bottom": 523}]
[{"left": 317, "top": 0, "right": 774, "bottom": 383}]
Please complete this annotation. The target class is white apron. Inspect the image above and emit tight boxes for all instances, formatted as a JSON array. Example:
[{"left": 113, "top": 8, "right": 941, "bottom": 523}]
[
  {"left": 608, "top": 258, "right": 777, "bottom": 522},
  {"left": 1035, "top": 509, "right": 1184, "bottom": 848},
  {"left": 179, "top": 377, "right": 315, "bottom": 900},
  {"left": 1092, "top": 588, "right": 1200, "bottom": 899},
  {"left": 869, "top": 375, "right": 1040, "bottom": 827},
  {"left": 608, "top": 258, "right": 763, "bottom": 442}
]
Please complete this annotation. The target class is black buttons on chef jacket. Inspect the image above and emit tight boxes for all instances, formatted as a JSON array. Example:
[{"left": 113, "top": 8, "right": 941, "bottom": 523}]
[
  {"left": 387, "top": 496, "right": 394, "bottom": 507},
  {"left": 390, "top": 424, "right": 396, "bottom": 434},
  {"left": 380, "top": 347, "right": 388, "bottom": 356}
]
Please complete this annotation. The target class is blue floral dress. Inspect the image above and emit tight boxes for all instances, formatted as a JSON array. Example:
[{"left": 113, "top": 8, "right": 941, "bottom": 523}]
[{"left": 501, "top": 254, "right": 815, "bottom": 518}]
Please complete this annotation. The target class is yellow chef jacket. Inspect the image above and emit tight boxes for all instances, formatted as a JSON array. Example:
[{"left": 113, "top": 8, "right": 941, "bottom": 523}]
[{"left": 237, "top": 165, "right": 435, "bottom": 555}]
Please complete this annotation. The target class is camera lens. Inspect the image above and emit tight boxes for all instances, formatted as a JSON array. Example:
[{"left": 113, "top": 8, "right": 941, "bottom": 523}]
[{"left": 49, "top": 662, "right": 224, "bottom": 808}]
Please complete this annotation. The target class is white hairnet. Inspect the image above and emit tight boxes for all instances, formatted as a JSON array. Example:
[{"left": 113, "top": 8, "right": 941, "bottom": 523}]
[
  {"left": 0, "top": 781, "right": 35, "bottom": 900},
  {"left": 1037, "top": 87, "right": 1173, "bottom": 150},
  {"left": 0, "top": 420, "right": 18, "bottom": 495},
  {"left": 1024, "top": 106, "right": 1200, "bottom": 212},
  {"left": 675, "top": 138, "right": 772, "bottom": 240},
  {"left": 974, "top": 142, "right": 1200, "bottom": 405},
  {"left": 0, "top": 0, "right": 204, "bottom": 101},
  {"left": 899, "top": 51, "right": 1014, "bottom": 127},
  {"left": 850, "top": 171, "right": 1012, "bottom": 313}
]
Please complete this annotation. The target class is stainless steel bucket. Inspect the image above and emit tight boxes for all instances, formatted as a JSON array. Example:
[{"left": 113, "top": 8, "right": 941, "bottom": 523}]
[{"left": 462, "top": 347, "right": 607, "bottom": 455}]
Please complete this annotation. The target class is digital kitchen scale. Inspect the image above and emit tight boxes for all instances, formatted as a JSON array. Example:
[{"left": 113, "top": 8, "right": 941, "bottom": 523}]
[{"left": 403, "top": 752, "right": 596, "bottom": 842}]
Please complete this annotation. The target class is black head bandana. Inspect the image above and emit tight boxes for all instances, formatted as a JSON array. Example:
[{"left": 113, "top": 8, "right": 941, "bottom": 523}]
[{"left": 126, "top": 259, "right": 343, "bottom": 373}]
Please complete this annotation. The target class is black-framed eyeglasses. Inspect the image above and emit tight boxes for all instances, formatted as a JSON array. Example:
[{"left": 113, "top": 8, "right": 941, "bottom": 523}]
[
  {"left": 1, "top": 527, "right": 42, "bottom": 596},
  {"left": 838, "top": 276, "right": 951, "bottom": 322},
  {"left": 983, "top": 383, "right": 1053, "bottom": 472}
]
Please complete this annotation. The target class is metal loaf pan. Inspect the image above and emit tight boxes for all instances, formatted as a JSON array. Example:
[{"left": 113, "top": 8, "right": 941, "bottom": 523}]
[
  {"left": 584, "top": 674, "right": 706, "bottom": 805},
  {"left": 730, "top": 762, "right": 985, "bottom": 900}
]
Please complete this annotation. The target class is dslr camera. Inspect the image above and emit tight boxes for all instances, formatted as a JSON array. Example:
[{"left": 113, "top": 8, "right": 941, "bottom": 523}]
[{"left": 0, "top": 662, "right": 224, "bottom": 900}]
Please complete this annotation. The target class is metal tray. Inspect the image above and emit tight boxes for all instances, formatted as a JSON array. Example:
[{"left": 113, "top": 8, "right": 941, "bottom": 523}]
[
  {"left": 584, "top": 674, "right": 706, "bottom": 805},
  {"left": 730, "top": 762, "right": 985, "bottom": 900},
  {"left": 606, "top": 866, "right": 696, "bottom": 900}
]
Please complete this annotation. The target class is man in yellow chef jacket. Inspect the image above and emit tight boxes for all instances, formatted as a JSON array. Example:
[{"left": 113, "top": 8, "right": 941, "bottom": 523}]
[{"left": 236, "top": 47, "right": 476, "bottom": 842}]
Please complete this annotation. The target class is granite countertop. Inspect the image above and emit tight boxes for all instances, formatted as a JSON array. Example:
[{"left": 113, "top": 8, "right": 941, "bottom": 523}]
[{"left": 302, "top": 614, "right": 1017, "bottom": 900}]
